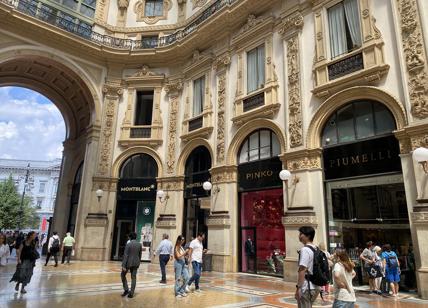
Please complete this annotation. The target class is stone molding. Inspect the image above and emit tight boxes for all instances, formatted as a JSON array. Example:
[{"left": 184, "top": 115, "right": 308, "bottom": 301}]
[
  {"left": 157, "top": 176, "right": 185, "bottom": 191},
  {"left": 210, "top": 165, "right": 238, "bottom": 184},
  {"left": 92, "top": 176, "right": 118, "bottom": 192},
  {"left": 231, "top": 14, "right": 274, "bottom": 46},
  {"left": 396, "top": 0, "right": 428, "bottom": 119},
  {"left": 394, "top": 123, "right": 428, "bottom": 153},
  {"left": 134, "top": 0, "right": 172, "bottom": 24},
  {"left": 282, "top": 215, "right": 318, "bottom": 227},
  {"left": 98, "top": 81, "right": 123, "bottom": 176},
  {"left": 85, "top": 213, "right": 108, "bottom": 226},
  {"left": 206, "top": 213, "right": 231, "bottom": 227},
  {"left": 278, "top": 12, "right": 304, "bottom": 37},
  {"left": 281, "top": 149, "right": 322, "bottom": 172},
  {"left": 156, "top": 214, "right": 176, "bottom": 228},
  {"left": 411, "top": 212, "right": 428, "bottom": 224}
]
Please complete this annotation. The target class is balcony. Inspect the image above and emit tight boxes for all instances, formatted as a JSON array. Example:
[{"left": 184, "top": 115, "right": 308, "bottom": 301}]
[
  {"left": 0, "top": 0, "right": 240, "bottom": 50},
  {"left": 243, "top": 92, "right": 264, "bottom": 112},
  {"left": 328, "top": 52, "right": 364, "bottom": 81},
  {"left": 181, "top": 112, "right": 213, "bottom": 142},
  {"left": 130, "top": 127, "right": 151, "bottom": 138},
  {"left": 118, "top": 125, "right": 162, "bottom": 147},
  {"left": 188, "top": 116, "right": 203, "bottom": 132}
]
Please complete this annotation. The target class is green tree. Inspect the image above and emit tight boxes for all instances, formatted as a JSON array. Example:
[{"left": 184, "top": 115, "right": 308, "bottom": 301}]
[{"left": 0, "top": 175, "right": 39, "bottom": 230}]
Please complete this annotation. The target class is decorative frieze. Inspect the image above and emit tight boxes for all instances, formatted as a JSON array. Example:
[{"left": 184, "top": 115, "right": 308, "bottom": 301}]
[
  {"left": 216, "top": 73, "right": 226, "bottom": 164},
  {"left": 411, "top": 212, "right": 428, "bottom": 224},
  {"left": 282, "top": 215, "right": 317, "bottom": 227},
  {"left": 92, "top": 176, "right": 118, "bottom": 192},
  {"left": 192, "top": 0, "right": 207, "bottom": 9},
  {"left": 98, "top": 82, "right": 122, "bottom": 176},
  {"left": 278, "top": 12, "right": 304, "bottom": 35},
  {"left": 95, "top": 0, "right": 110, "bottom": 23},
  {"left": 397, "top": 0, "right": 428, "bottom": 119},
  {"left": 165, "top": 79, "right": 183, "bottom": 174},
  {"left": 210, "top": 165, "right": 238, "bottom": 184},
  {"left": 157, "top": 176, "right": 185, "bottom": 191},
  {"left": 282, "top": 149, "right": 322, "bottom": 172},
  {"left": 207, "top": 212, "right": 231, "bottom": 227}
]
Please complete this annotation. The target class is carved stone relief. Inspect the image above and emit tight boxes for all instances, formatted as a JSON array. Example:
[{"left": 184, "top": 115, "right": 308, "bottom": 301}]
[
  {"left": 286, "top": 155, "right": 321, "bottom": 172},
  {"left": 98, "top": 83, "right": 123, "bottom": 175},
  {"left": 216, "top": 73, "right": 226, "bottom": 164},
  {"left": 192, "top": 0, "right": 207, "bottom": 9},
  {"left": 397, "top": 0, "right": 428, "bottom": 119}
]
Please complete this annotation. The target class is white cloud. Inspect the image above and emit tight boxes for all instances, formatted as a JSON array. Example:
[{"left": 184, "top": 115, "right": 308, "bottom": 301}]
[{"left": 0, "top": 87, "right": 65, "bottom": 161}]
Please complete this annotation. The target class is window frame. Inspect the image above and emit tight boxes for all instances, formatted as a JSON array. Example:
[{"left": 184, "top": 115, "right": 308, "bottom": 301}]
[
  {"left": 134, "top": 90, "right": 155, "bottom": 126},
  {"left": 144, "top": 0, "right": 164, "bottom": 17},
  {"left": 192, "top": 76, "right": 205, "bottom": 117},
  {"left": 246, "top": 43, "right": 266, "bottom": 94},
  {"left": 238, "top": 129, "right": 281, "bottom": 164}
]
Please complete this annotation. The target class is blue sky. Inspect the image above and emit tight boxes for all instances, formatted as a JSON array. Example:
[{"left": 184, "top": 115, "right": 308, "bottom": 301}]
[{"left": 0, "top": 86, "right": 65, "bottom": 161}]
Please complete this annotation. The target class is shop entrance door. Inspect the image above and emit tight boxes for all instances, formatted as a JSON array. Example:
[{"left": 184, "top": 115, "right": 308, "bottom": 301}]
[
  {"left": 326, "top": 174, "right": 416, "bottom": 291},
  {"left": 240, "top": 227, "right": 256, "bottom": 273},
  {"left": 113, "top": 219, "right": 134, "bottom": 260},
  {"left": 183, "top": 199, "right": 209, "bottom": 248}
]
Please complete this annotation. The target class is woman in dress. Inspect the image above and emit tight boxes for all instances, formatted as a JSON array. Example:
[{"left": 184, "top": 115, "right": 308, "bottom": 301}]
[
  {"left": 332, "top": 248, "right": 356, "bottom": 308},
  {"left": 174, "top": 235, "right": 190, "bottom": 298},
  {"left": 10, "top": 231, "right": 39, "bottom": 293},
  {"left": 0, "top": 233, "right": 10, "bottom": 266}
]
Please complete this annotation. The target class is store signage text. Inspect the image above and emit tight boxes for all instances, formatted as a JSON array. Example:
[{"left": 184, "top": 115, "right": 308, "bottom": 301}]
[
  {"left": 329, "top": 150, "right": 392, "bottom": 168},
  {"left": 246, "top": 170, "right": 274, "bottom": 180},
  {"left": 120, "top": 186, "right": 154, "bottom": 192}
]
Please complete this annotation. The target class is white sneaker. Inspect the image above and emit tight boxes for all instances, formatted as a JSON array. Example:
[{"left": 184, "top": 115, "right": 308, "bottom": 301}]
[
  {"left": 185, "top": 286, "right": 190, "bottom": 293},
  {"left": 176, "top": 294, "right": 183, "bottom": 298},
  {"left": 195, "top": 288, "right": 201, "bottom": 293},
  {"left": 180, "top": 292, "right": 188, "bottom": 297}
]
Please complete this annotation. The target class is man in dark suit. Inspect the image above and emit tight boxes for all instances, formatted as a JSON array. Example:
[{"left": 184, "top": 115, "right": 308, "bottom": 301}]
[
  {"left": 121, "top": 232, "right": 142, "bottom": 298},
  {"left": 245, "top": 237, "right": 255, "bottom": 272}
]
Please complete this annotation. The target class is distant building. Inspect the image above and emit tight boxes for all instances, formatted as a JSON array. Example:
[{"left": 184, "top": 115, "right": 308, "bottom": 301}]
[{"left": 0, "top": 158, "right": 61, "bottom": 233}]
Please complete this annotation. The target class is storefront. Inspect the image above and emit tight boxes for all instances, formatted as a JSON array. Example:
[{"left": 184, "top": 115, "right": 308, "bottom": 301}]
[
  {"left": 111, "top": 154, "right": 157, "bottom": 261},
  {"left": 322, "top": 100, "right": 416, "bottom": 290},
  {"left": 183, "top": 146, "right": 211, "bottom": 248},
  {"left": 237, "top": 129, "right": 285, "bottom": 276}
]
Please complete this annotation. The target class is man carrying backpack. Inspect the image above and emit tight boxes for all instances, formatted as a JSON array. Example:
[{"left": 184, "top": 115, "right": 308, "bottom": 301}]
[
  {"left": 295, "top": 226, "right": 329, "bottom": 308},
  {"left": 381, "top": 244, "right": 400, "bottom": 297},
  {"left": 45, "top": 232, "right": 60, "bottom": 267}
]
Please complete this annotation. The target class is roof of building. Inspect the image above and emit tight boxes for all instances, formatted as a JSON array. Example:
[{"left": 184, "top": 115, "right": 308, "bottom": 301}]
[{"left": 0, "top": 158, "right": 62, "bottom": 170}]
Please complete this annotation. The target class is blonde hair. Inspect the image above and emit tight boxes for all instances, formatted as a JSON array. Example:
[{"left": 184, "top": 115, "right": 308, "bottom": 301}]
[
  {"left": 319, "top": 242, "right": 326, "bottom": 251},
  {"left": 374, "top": 246, "right": 382, "bottom": 254}
]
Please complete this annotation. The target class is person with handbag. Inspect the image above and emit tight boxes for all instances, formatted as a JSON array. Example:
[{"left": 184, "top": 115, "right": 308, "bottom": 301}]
[
  {"left": 10, "top": 231, "right": 39, "bottom": 294},
  {"left": 359, "top": 241, "right": 376, "bottom": 293},
  {"left": 61, "top": 232, "right": 75, "bottom": 264},
  {"left": 332, "top": 248, "right": 356, "bottom": 308}
]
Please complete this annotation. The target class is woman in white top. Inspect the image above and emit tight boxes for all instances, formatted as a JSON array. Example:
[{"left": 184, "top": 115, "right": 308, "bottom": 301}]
[
  {"left": 173, "top": 235, "right": 190, "bottom": 298},
  {"left": 373, "top": 246, "right": 384, "bottom": 295},
  {"left": 0, "top": 233, "right": 10, "bottom": 266},
  {"left": 332, "top": 248, "right": 356, "bottom": 308}
]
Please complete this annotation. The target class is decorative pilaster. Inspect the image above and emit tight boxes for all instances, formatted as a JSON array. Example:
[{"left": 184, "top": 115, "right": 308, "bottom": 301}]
[
  {"left": 397, "top": 0, "right": 428, "bottom": 119},
  {"left": 164, "top": 79, "right": 183, "bottom": 174},
  {"left": 95, "top": 0, "right": 110, "bottom": 23},
  {"left": 214, "top": 52, "right": 231, "bottom": 164},
  {"left": 279, "top": 12, "right": 304, "bottom": 148},
  {"left": 98, "top": 81, "right": 122, "bottom": 176}
]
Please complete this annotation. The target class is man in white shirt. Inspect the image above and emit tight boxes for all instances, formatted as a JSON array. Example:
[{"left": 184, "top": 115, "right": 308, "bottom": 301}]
[
  {"left": 187, "top": 232, "right": 206, "bottom": 292},
  {"left": 45, "top": 232, "right": 60, "bottom": 267},
  {"left": 295, "top": 226, "right": 320, "bottom": 308}
]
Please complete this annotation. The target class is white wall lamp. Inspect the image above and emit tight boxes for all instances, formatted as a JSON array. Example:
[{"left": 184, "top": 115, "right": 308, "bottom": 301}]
[
  {"left": 156, "top": 189, "right": 170, "bottom": 204},
  {"left": 203, "top": 181, "right": 220, "bottom": 194},
  {"left": 279, "top": 169, "right": 300, "bottom": 186},
  {"left": 96, "top": 188, "right": 104, "bottom": 203},
  {"left": 413, "top": 147, "right": 428, "bottom": 174}
]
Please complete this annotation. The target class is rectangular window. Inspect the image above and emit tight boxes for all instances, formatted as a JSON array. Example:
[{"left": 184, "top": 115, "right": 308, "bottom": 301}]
[
  {"left": 193, "top": 76, "right": 205, "bottom": 116},
  {"left": 145, "top": 0, "right": 163, "bottom": 17},
  {"left": 328, "top": 0, "right": 362, "bottom": 58},
  {"left": 36, "top": 198, "right": 43, "bottom": 209},
  {"left": 141, "top": 36, "right": 158, "bottom": 48},
  {"left": 39, "top": 182, "right": 47, "bottom": 193},
  {"left": 134, "top": 91, "right": 154, "bottom": 126},
  {"left": 247, "top": 45, "right": 265, "bottom": 93}
]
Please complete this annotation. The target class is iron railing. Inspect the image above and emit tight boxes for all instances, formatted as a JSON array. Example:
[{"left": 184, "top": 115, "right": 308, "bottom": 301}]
[
  {"left": 188, "top": 116, "right": 203, "bottom": 132},
  {"left": 328, "top": 52, "right": 364, "bottom": 81},
  {"left": 1, "top": 0, "right": 239, "bottom": 50},
  {"left": 243, "top": 92, "right": 264, "bottom": 112},
  {"left": 130, "top": 127, "right": 151, "bottom": 138}
]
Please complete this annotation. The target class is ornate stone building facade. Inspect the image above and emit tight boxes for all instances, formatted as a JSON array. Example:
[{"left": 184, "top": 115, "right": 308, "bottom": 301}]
[{"left": 1, "top": 0, "right": 428, "bottom": 297}]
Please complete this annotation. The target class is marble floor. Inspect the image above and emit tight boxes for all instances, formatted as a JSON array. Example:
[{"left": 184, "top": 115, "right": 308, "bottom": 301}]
[{"left": 0, "top": 259, "right": 427, "bottom": 308}]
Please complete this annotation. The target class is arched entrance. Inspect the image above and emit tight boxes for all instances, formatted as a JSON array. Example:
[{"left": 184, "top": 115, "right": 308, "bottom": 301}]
[
  {"left": 68, "top": 161, "right": 83, "bottom": 235},
  {"left": 112, "top": 153, "right": 158, "bottom": 260},
  {"left": 321, "top": 100, "right": 415, "bottom": 290},
  {"left": 182, "top": 146, "right": 212, "bottom": 248},
  {"left": 237, "top": 129, "right": 284, "bottom": 276},
  {"left": 0, "top": 53, "right": 99, "bottom": 240}
]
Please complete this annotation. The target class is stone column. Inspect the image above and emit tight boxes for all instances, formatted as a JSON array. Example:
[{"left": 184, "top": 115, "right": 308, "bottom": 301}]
[{"left": 280, "top": 149, "right": 326, "bottom": 282}]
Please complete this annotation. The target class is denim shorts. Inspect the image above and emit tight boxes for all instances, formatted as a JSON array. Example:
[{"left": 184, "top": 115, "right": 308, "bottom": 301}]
[{"left": 332, "top": 299, "right": 355, "bottom": 308}]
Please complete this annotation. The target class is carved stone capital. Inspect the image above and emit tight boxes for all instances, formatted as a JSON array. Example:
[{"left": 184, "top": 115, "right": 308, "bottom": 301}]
[
  {"left": 92, "top": 176, "right": 118, "bottom": 192},
  {"left": 278, "top": 12, "right": 304, "bottom": 36},
  {"left": 281, "top": 149, "right": 322, "bottom": 172},
  {"left": 282, "top": 210, "right": 317, "bottom": 227},
  {"left": 157, "top": 176, "right": 185, "bottom": 191},
  {"left": 102, "top": 82, "right": 123, "bottom": 98},
  {"left": 411, "top": 212, "right": 428, "bottom": 224},
  {"left": 210, "top": 165, "right": 238, "bottom": 184},
  {"left": 213, "top": 52, "right": 231, "bottom": 71},
  {"left": 165, "top": 78, "right": 184, "bottom": 95}
]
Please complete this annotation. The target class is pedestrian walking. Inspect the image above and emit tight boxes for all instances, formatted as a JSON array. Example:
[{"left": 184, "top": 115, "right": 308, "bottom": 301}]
[
  {"left": 61, "top": 232, "right": 75, "bottom": 264},
  {"left": 295, "top": 226, "right": 327, "bottom": 308},
  {"left": 187, "top": 232, "right": 206, "bottom": 292},
  {"left": 332, "top": 248, "right": 356, "bottom": 308},
  {"left": 121, "top": 232, "right": 142, "bottom": 299},
  {"left": 8, "top": 232, "right": 17, "bottom": 256},
  {"left": 382, "top": 244, "right": 401, "bottom": 297},
  {"left": 174, "top": 235, "right": 190, "bottom": 298},
  {"left": 373, "top": 246, "right": 384, "bottom": 295},
  {"left": 0, "top": 233, "right": 10, "bottom": 266},
  {"left": 359, "top": 241, "right": 377, "bottom": 293},
  {"left": 154, "top": 233, "right": 173, "bottom": 284},
  {"left": 45, "top": 232, "right": 60, "bottom": 267},
  {"left": 10, "top": 231, "right": 39, "bottom": 294},
  {"left": 14, "top": 232, "right": 24, "bottom": 252}
]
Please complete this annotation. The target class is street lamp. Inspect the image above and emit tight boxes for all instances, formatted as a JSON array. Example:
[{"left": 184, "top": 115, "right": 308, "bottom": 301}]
[
  {"left": 203, "top": 181, "right": 220, "bottom": 194},
  {"left": 156, "top": 189, "right": 169, "bottom": 204},
  {"left": 96, "top": 189, "right": 103, "bottom": 202},
  {"left": 413, "top": 147, "right": 428, "bottom": 174},
  {"left": 18, "top": 163, "right": 30, "bottom": 231},
  {"left": 279, "top": 169, "right": 299, "bottom": 186}
]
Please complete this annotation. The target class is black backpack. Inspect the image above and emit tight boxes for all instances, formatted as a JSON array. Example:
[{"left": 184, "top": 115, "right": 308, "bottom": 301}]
[
  {"left": 304, "top": 245, "right": 330, "bottom": 287},
  {"left": 51, "top": 238, "right": 60, "bottom": 252}
]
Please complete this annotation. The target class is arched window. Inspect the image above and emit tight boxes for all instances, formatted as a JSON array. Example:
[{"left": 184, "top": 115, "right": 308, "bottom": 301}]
[
  {"left": 120, "top": 154, "right": 158, "bottom": 179},
  {"left": 321, "top": 100, "right": 396, "bottom": 147},
  {"left": 185, "top": 146, "right": 211, "bottom": 176},
  {"left": 238, "top": 129, "right": 280, "bottom": 164}
]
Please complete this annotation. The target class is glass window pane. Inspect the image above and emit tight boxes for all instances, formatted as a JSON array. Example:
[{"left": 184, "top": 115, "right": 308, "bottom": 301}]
[
  {"left": 272, "top": 135, "right": 280, "bottom": 156},
  {"left": 239, "top": 140, "right": 248, "bottom": 163},
  {"left": 337, "top": 104, "right": 355, "bottom": 143},
  {"left": 331, "top": 188, "right": 349, "bottom": 220},
  {"left": 63, "top": 0, "right": 77, "bottom": 10},
  {"left": 80, "top": 5, "right": 95, "bottom": 18},
  {"left": 257, "top": 45, "right": 265, "bottom": 89},
  {"left": 249, "top": 149, "right": 259, "bottom": 162},
  {"left": 260, "top": 146, "right": 270, "bottom": 160},
  {"left": 374, "top": 103, "right": 395, "bottom": 135},
  {"left": 247, "top": 48, "right": 257, "bottom": 93},
  {"left": 355, "top": 101, "right": 374, "bottom": 139},
  {"left": 260, "top": 130, "right": 270, "bottom": 148},
  {"left": 322, "top": 113, "right": 338, "bottom": 146},
  {"left": 82, "top": 0, "right": 96, "bottom": 7},
  {"left": 249, "top": 132, "right": 259, "bottom": 150}
]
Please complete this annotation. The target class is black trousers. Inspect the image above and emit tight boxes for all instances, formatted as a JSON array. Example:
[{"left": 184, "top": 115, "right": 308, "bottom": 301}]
[
  {"left": 159, "top": 254, "right": 170, "bottom": 282},
  {"left": 121, "top": 267, "right": 138, "bottom": 294},
  {"left": 61, "top": 247, "right": 72, "bottom": 264},
  {"left": 45, "top": 250, "right": 58, "bottom": 265}
]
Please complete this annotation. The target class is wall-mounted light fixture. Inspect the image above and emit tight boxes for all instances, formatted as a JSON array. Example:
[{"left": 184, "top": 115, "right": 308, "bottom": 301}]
[
  {"left": 413, "top": 147, "right": 428, "bottom": 174},
  {"left": 156, "top": 189, "right": 169, "bottom": 204},
  {"left": 279, "top": 169, "right": 300, "bottom": 186},
  {"left": 96, "top": 189, "right": 104, "bottom": 203},
  {"left": 202, "top": 181, "right": 220, "bottom": 194}
]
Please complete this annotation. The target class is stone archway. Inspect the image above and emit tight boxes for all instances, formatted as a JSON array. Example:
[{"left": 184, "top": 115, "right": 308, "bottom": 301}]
[
  {"left": 306, "top": 86, "right": 408, "bottom": 149},
  {"left": 176, "top": 138, "right": 214, "bottom": 176},
  {"left": 112, "top": 147, "right": 164, "bottom": 179},
  {"left": 226, "top": 119, "right": 287, "bottom": 166}
]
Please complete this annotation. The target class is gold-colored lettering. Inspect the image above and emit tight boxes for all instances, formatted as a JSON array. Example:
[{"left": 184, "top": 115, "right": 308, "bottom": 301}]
[
  {"left": 351, "top": 156, "right": 360, "bottom": 164},
  {"left": 378, "top": 151, "right": 384, "bottom": 160},
  {"left": 341, "top": 157, "right": 349, "bottom": 166},
  {"left": 362, "top": 154, "right": 368, "bottom": 163}
]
